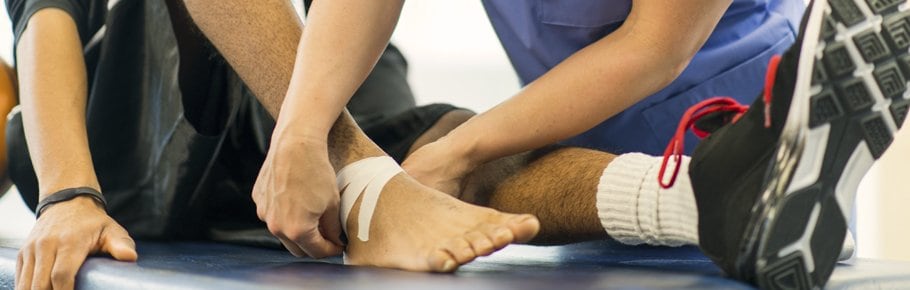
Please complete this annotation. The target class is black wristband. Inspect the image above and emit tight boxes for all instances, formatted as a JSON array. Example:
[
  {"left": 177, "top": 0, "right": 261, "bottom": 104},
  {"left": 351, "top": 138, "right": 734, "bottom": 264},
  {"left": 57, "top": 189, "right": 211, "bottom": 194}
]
[{"left": 35, "top": 187, "right": 106, "bottom": 218}]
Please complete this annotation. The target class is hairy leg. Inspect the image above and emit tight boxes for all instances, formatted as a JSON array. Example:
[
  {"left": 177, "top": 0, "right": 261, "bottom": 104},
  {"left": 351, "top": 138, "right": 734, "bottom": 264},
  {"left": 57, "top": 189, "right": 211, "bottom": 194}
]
[
  {"left": 182, "top": 0, "right": 538, "bottom": 271},
  {"left": 410, "top": 109, "right": 699, "bottom": 248},
  {"left": 408, "top": 110, "right": 613, "bottom": 244},
  {"left": 472, "top": 148, "right": 613, "bottom": 244}
]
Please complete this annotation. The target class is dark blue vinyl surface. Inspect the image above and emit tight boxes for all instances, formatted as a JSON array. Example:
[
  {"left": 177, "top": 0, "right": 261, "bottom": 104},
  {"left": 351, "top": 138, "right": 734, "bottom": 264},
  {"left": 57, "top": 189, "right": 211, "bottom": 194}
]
[{"left": 1, "top": 240, "right": 909, "bottom": 289}]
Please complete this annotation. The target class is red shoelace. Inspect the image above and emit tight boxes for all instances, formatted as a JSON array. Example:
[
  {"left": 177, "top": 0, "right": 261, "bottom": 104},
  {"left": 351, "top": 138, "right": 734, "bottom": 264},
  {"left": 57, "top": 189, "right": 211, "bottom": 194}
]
[{"left": 658, "top": 55, "right": 782, "bottom": 188}]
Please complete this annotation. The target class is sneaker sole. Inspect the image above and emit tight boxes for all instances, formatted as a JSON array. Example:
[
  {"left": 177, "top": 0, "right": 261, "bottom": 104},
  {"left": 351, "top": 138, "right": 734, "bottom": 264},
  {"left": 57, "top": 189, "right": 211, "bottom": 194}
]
[{"left": 740, "top": 0, "right": 910, "bottom": 289}]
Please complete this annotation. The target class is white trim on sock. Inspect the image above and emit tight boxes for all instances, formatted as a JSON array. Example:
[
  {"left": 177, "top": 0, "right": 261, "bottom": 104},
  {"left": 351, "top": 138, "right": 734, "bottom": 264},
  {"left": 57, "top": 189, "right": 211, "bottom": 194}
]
[{"left": 597, "top": 153, "right": 699, "bottom": 246}]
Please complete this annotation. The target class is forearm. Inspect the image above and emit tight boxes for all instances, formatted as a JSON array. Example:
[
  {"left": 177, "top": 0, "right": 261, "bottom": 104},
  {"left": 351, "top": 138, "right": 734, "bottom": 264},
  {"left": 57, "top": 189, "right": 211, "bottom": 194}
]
[
  {"left": 451, "top": 36, "right": 683, "bottom": 164},
  {"left": 444, "top": 0, "right": 731, "bottom": 166},
  {"left": 276, "top": 0, "right": 404, "bottom": 140},
  {"left": 17, "top": 8, "right": 99, "bottom": 198}
]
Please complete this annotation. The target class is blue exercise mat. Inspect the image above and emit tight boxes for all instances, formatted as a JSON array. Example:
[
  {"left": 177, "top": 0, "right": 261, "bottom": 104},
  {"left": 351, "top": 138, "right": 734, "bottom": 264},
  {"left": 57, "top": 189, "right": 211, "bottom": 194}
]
[{"left": 1, "top": 239, "right": 909, "bottom": 289}]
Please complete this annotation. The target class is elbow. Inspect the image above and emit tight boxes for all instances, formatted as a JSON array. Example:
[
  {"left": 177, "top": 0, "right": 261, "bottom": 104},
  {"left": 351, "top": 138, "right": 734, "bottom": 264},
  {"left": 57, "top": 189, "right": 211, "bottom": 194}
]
[
  {"left": 667, "top": 39, "right": 703, "bottom": 79},
  {"left": 635, "top": 36, "right": 703, "bottom": 89},
  {"left": 653, "top": 26, "right": 719, "bottom": 87},
  {"left": 669, "top": 56, "right": 694, "bottom": 82},
  {"left": 652, "top": 53, "right": 695, "bottom": 90}
]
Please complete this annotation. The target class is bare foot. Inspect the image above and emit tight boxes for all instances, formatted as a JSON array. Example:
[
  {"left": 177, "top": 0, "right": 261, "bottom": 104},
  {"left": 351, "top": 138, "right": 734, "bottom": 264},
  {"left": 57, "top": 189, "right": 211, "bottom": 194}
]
[{"left": 343, "top": 173, "right": 540, "bottom": 272}]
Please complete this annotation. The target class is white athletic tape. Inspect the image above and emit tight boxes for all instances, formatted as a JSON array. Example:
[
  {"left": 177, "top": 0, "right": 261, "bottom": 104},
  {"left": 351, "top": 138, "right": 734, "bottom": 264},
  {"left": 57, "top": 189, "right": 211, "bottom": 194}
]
[{"left": 337, "top": 156, "right": 402, "bottom": 242}]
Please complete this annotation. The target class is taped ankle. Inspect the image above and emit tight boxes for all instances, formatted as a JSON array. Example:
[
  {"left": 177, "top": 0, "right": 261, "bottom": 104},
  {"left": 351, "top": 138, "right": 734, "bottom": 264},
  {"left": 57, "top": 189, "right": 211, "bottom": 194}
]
[{"left": 337, "top": 156, "right": 403, "bottom": 242}]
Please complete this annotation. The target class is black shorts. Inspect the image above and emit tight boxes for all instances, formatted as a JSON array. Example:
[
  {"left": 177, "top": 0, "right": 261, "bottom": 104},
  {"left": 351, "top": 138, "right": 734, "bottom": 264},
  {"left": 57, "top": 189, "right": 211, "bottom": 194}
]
[{"left": 6, "top": 45, "right": 464, "bottom": 240}]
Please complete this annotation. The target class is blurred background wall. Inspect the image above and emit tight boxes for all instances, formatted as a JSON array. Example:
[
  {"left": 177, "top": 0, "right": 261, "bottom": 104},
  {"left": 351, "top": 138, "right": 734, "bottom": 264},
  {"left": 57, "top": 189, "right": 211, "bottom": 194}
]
[{"left": 1, "top": 1, "right": 907, "bottom": 261}]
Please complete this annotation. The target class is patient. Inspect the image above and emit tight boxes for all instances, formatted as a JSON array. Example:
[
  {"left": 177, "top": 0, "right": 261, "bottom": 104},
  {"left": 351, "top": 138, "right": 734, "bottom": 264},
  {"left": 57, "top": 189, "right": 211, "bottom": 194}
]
[{"left": 5, "top": 0, "right": 536, "bottom": 289}]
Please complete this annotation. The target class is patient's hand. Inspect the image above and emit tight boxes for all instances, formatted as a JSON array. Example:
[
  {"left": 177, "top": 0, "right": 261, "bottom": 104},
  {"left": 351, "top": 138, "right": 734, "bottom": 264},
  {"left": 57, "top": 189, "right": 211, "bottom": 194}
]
[
  {"left": 16, "top": 196, "right": 137, "bottom": 290},
  {"left": 252, "top": 135, "right": 344, "bottom": 258},
  {"left": 402, "top": 138, "right": 475, "bottom": 198}
]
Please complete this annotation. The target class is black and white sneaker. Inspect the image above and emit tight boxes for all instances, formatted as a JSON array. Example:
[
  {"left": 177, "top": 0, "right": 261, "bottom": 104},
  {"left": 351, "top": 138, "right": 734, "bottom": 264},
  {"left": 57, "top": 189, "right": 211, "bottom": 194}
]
[{"left": 659, "top": 0, "right": 910, "bottom": 289}]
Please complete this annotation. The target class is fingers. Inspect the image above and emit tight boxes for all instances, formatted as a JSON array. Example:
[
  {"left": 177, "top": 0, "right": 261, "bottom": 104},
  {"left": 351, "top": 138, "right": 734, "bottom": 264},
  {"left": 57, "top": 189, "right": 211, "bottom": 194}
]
[
  {"left": 272, "top": 224, "right": 344, "bottom": 258},
  {"left": 15, "top": 247, "right": 33, "bottom": 290},
  {"left": 254, "top": 148, "right": 345, "bottom": 259},
  {"left": 99, "top": 226, "right": 138, "bottom": 262},
  {"left": 251, "top": 171, "right": 269, "bottom": 221},
  {"left": 277, "top": 236, "right": 307, "bottom": 257},
  {"left": 17, "top": 228, "right": 137, "bottom": 290},
  {"left": 271, "top": 219, "right": 344, "bottom": 258},
  {"left": 13, "top": 249, "right": 24, "bottom": 286},
  {"left": 15, "top": 250, "right": 22, "bottom": 286},
  {"left": 252, "top": 186, "right": 266, "bottom": 221},
  {"left": 268, "top": 219, "right": 343, "bottom": 258},
  {"left": 30, "top": 240, "right": 54, "bottom": 290},
  {"left": 50, "top": 245, "right": 90, "bottom": 290},
  {"left": 289, "top": 226, "right": 343, "bottom": 258}
]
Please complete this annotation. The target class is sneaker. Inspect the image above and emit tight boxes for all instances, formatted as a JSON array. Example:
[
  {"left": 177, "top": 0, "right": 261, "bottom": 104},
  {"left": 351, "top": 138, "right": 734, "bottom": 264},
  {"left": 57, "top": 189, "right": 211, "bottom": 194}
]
[
  {"left": 659, "top": 0, "right": 910, "bottom": 288},
  {"left": 839, "top": 231, "right": 856, "bottom": 262}
]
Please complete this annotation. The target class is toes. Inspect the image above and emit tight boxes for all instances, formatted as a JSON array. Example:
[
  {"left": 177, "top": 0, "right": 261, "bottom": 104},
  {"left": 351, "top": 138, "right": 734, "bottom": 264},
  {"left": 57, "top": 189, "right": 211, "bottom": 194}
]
[
  {"left": 443, "top": 238, "right": 476, "bottom": 264},
  {"left": 480, "top": 224, "right": 514, "bottom": 250},
  {"left": 464, "top": 231, "right": 495, "bottom": 257},
  {"left": 427, "top": 249, "right": 458, "bottom": 273},
  {"left": 424, "top": 237, "right": 477, "bottom": 273},
  {"left": 507, "top": 214, "right": 540, "bottom": 244},
  {"left": 480, "top": 214, "right": 540, "bottom": 247}
]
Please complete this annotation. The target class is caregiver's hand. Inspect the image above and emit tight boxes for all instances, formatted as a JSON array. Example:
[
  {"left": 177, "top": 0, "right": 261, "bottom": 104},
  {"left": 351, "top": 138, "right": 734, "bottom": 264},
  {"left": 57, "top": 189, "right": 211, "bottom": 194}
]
[
  {"left": 402, "top": 137, "right": 478, "bottom": 197},
  {"left": 252, "top": 134, "right": 344, "bottom": 259}
]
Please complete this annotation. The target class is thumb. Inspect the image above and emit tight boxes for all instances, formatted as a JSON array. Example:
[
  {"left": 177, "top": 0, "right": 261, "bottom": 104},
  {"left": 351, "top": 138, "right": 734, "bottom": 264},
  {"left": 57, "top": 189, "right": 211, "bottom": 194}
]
[{"left": 100, "top": 227, "right": 138, "bottom": 262}]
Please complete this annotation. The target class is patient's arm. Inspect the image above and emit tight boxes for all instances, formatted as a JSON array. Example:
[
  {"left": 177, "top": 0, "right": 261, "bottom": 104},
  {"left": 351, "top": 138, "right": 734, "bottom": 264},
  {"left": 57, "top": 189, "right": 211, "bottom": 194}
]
[{"left": 13, "top": 8, "right": 136, "bottom": 290}]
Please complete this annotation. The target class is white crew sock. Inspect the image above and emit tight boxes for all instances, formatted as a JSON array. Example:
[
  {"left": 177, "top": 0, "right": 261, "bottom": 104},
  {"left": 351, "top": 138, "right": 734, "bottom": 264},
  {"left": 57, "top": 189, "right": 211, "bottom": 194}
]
[{"left": 597, "top": 153, "right": 699, "bottom": 246}]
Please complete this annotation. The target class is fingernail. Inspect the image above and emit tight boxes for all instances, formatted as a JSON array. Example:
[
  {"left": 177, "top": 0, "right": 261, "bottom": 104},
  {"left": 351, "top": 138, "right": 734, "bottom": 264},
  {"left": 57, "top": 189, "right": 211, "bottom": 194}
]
[{"left": 442, "top": 260, "right": 456, "bottom": 272}]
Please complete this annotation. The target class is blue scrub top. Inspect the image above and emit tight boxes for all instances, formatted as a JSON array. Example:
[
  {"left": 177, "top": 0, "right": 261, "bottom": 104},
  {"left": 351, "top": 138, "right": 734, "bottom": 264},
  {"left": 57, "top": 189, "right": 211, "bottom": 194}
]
[{"left": 482, "top": 0, "right": 805, "bottom": 155}]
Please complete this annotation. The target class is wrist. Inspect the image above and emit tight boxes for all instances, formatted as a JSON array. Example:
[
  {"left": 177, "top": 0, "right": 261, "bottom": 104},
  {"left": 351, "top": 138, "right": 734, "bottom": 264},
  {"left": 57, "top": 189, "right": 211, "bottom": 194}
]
[
  {"left": 37, "top": 187, "right": 106, "bottom": 218},
  {"left": 435, "top": 131, "right": 484, "bottom": 175},
  {"left": 275, "top": 92, "right": 342, "bottom": 140},
  {"left": 39, "top": 180, "right": 100, "bottom": 200},
  {"left": 272, "top": 118, "right": 331, "bottom": 146},
  {"left": 39, "top": 195, "right": 105, "bottom": 217},
  {"left": 270, "top": 129, "right": 330, "bottom": 155},
  {"left": 67, "top": 195, "right": 105, "bottom": 210},
  {"left": 273, "top": 118, "right": 331, "bottom": 141}
]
